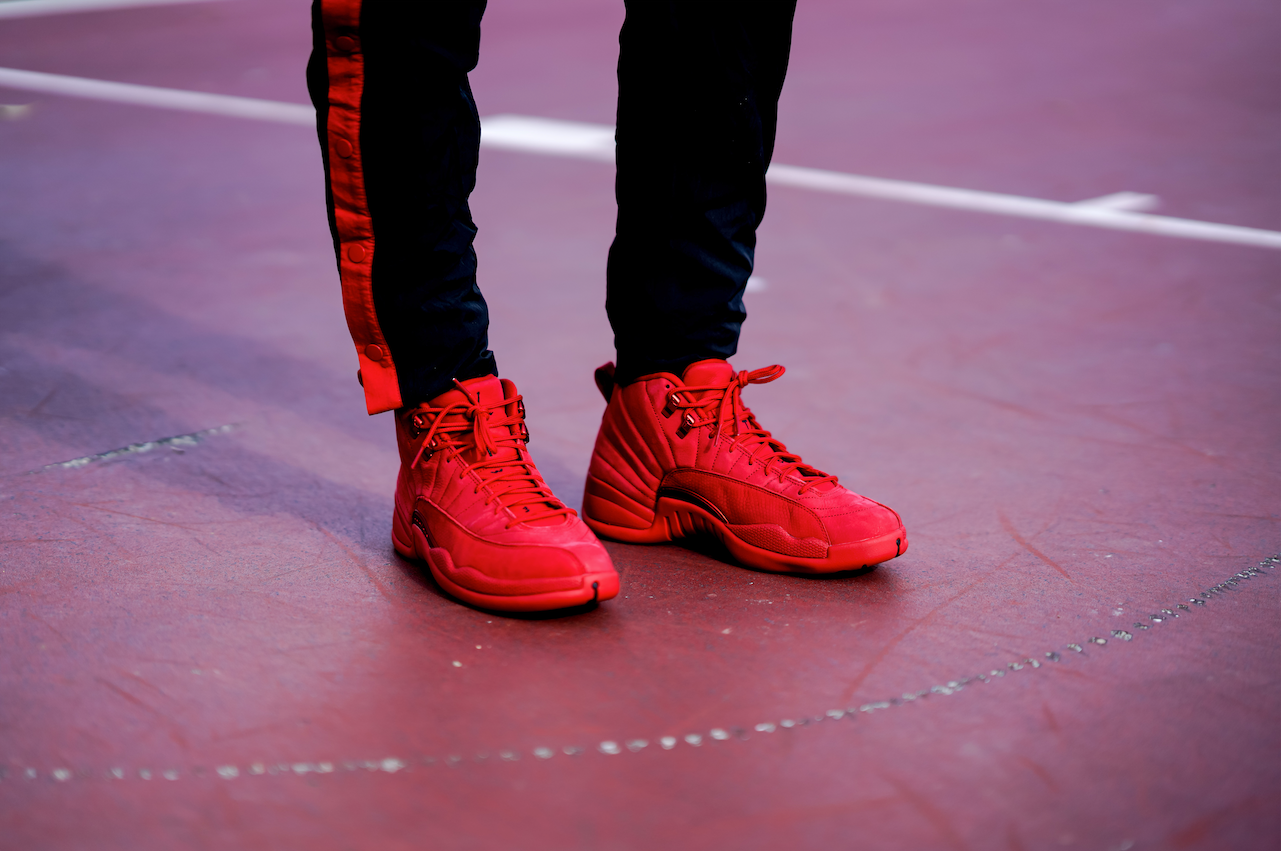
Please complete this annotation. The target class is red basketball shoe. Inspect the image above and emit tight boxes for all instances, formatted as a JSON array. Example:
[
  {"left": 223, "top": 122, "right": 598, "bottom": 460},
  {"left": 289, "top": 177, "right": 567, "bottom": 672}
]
[
  {"left": 582, "top": 360, "right": 907, "bottom": 573},
  {"left": 391, "top": 375, "right": 619, "bottom": 612}
]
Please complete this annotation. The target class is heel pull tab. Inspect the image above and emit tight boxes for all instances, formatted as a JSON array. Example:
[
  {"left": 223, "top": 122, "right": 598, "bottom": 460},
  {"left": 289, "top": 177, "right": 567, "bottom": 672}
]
[{"left": 593, "top": 362, "right": 617, "bottom": 402}]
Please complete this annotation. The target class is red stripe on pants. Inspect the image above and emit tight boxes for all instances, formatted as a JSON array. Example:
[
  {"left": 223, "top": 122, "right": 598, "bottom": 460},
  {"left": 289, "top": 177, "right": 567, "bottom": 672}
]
[{"left": 320, "top": 0, "right": 402, "bottom": 415}]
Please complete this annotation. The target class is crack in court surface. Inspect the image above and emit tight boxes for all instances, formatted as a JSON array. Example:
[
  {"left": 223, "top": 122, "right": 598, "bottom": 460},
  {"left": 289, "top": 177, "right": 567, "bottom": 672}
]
[{"left": 5, "top": 554, "right": 1274, "bottom": 786}]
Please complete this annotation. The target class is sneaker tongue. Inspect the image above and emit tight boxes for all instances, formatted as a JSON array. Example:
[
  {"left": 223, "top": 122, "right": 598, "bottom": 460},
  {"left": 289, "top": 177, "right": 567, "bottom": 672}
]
[
  {"left": 429, "top": 374, "right": 505, "bottom": 410},
  {"left": 426, "top": 375, "right": 518, "bottom": 459},
  {"left": 681, "top": 359, "right": 735, "bottom": 388},
  {"left": 463, "top": 377, "right": 564, "bottom": 524},
  {"left": 422, "top": 376, "right": 564, "bottom": 524},
  {"left": 678, "top": 359, "right": 739, "bottom": 414},
  {"left": 467, "top": 375, "right": 518, "bottom": 459},
  {"left": 680, "top": 360, "right": 834, "bottom": 491}
]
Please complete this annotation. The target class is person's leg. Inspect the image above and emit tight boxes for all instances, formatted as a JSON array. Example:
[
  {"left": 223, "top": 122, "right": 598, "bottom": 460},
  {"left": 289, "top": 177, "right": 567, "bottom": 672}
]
[
  {"left": 585, "top": 2, "right": 908, "bottom": 573},
  {"left": 309, "top": 1, "right": 617, "bottom": 611},
  {"left": 606, "top": 1, "right": 796, "bottom": 385},
  {"left": 307, "top": 0, "right": 495, "bottom": 415}
]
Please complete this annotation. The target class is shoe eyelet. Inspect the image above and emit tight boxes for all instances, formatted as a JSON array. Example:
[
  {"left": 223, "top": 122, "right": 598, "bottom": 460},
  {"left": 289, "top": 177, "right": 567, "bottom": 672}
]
[
  {"left": 676, "top": 412, "right": 695, "bottom": 439},
  {"left": 662, "top": 393, "right": 683, "bottom": 418}
]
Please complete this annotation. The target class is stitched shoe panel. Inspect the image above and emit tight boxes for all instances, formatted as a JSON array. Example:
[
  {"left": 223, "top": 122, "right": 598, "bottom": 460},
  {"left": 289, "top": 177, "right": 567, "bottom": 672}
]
[
  {"left": 659, "top": 469, "right": 828, "bottom": 542},
  {"left": 726, "top": 525, "right": 828, "bottom": 559},
  {"left": 415, "top": 495, "right": 599, "bottom": 579}
]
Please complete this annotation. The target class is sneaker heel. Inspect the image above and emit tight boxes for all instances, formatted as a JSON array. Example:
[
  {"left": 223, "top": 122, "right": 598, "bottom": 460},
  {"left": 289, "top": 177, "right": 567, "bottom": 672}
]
[
  {"left": 582, "top": 473, "right": 660, "bottom": 539},
  {"left": 391, "top": 504, "right": 417, "bottom": 560}
]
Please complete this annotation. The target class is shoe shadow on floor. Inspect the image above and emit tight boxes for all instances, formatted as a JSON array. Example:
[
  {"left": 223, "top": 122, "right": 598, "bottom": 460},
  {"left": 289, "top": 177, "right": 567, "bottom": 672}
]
[{"left": 387, "top": 531, "right": 888, "bottom": 620}]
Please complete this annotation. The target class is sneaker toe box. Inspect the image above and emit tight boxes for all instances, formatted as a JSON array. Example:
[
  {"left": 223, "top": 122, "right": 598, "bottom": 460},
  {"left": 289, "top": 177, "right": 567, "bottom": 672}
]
[
  {"left": 440, "top": 517, "right": 616, "bottom": 598},
  {"left": 817, "top": 492, "right": 905, "bottom": 546}
]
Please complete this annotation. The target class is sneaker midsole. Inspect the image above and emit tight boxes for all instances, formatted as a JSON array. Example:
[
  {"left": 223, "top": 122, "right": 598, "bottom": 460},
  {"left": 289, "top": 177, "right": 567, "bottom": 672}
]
[{"left": 584, "top": 494, "right": 906, "bottom": 574}]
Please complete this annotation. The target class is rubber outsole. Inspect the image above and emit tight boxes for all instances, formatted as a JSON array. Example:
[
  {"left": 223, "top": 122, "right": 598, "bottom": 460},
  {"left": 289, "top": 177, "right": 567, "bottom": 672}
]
[
  {"left": 392, "top": 507, "right": 620, "bottom": 613},
  {"left": 583, "top": 495, "right": 907, "bottom": 574}
]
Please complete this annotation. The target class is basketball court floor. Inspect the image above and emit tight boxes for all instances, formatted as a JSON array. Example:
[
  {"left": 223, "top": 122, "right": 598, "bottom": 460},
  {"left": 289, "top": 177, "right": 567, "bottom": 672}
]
[{"left": 1, "top": 0, "right": 1277, "bottom": 847}]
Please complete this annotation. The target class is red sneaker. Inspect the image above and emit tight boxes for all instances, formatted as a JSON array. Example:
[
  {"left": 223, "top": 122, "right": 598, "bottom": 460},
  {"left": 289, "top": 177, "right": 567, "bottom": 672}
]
[
  {"left": 391, "top": 375, "right": 619, "bottom": 612},
  {"left": 582, "top": 360, "right": 907, "bottom": 573}
]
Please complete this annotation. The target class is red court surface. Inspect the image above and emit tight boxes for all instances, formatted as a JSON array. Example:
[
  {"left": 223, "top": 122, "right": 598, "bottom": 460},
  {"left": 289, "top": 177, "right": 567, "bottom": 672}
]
[{"left": 1, "top": 0, "right": 1278, "bottom": 848}]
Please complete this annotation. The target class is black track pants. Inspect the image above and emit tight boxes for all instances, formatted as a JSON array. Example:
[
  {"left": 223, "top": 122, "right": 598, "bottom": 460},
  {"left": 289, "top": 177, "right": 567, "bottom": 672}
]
[{"left": 308, "top": 0, "right": 797, "bottom": 412}]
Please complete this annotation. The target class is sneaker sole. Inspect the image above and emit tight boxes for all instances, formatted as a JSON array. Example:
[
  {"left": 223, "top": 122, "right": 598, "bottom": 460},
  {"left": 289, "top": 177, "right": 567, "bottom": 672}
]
[
  {"left": 584, "top": 495, "right": 907, "bottom": 574},
  {"left": 392, "top": 506, "right": 620, "bottom": 613}
]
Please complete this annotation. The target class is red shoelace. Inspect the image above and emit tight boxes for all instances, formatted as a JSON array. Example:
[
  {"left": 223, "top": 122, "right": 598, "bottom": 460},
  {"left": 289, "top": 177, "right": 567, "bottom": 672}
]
[
  {"left": 408, "top": 381, "right": 574, "bottom": 527},
  {"left": 670, "top": 365, "right": 839, "bottom": 495}
]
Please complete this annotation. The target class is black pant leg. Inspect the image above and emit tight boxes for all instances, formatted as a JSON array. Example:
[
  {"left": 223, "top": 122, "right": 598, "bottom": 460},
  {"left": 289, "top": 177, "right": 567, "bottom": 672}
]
[
  {"left": 308, "top": 0, "right": 496, "bottom": 413},
  {"left": 607, "top": 1, "right": 798, "bottom": 385}
]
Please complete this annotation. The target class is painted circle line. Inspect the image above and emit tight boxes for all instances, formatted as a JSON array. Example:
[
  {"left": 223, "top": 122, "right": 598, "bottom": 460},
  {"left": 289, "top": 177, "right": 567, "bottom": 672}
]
[{"left": 6, "top": 555, "right": 1274, "bottom": 785}]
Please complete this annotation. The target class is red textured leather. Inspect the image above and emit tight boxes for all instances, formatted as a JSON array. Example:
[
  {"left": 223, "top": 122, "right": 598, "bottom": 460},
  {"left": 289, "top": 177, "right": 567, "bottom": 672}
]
[
  {"left": 392, "top": 375, "right": 619, "bottom": 611},
  {"left": 583, "top": 360, "right": 908, "bottom": 573}
]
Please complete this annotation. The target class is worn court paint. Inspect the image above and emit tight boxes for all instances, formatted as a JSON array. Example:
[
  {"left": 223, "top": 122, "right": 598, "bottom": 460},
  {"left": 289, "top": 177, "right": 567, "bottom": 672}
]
[{"left": 36, "top": 423, "right": 235, "bottom": 471}]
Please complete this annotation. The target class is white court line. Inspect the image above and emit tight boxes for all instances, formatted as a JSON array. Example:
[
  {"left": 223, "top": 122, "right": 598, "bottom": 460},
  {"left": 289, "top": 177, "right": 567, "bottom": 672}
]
[
  {"left": 763, "top": 165, "right": 1279, "bottom": 249},
  {"left": 478, "top": 116, "right": 1281, "bottom": 249},
  {"left": 480, "top": 113, "right": 614, "bottom": 161},
  {"left": 0, "top": 0, "right": 219, "bottom": 19},
  {"left": 0, "top": 66, "right": 313, "bottom": 123},
  {"left": 0, "top": 67, "right": 1277, "bottom": 250},
  {"left": 1072, "top": 191, "right": 1160, "bottom": 212}
]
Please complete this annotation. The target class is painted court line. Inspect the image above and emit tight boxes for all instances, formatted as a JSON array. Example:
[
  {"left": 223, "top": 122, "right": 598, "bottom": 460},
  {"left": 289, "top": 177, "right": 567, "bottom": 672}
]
[
  {"left": 0, "top": 0, "right": 220, "bottom": 20},
  {"left": 34, "top": 423, "right": 236, "bottom": 472},
  {"left": 0, "top": 67, "right": 1277, "bottom": 250},
  {"left": 5, "top": 555, "right": 1274, "bottom": 785},
  {"left": 763, "top": 164, "right": 1278, "bottom": 249},
  {"left": 0, "top": 66, "right": 314, "bottom": 124},
  {"left": 481, "top": 113, "right": 615, "bottom": 161},
  {"left": 1073, "top": 191, "right": 1160, "bottom": 212}
]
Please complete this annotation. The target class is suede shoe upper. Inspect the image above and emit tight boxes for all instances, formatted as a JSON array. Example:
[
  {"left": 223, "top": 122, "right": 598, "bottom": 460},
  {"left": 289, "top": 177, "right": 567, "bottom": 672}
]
[
  {"left": 395, "top": 375, "right": 616, "bottom": 603},
  {"left": 584, "top": 360, "right": 905, "bottom": 565}
]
